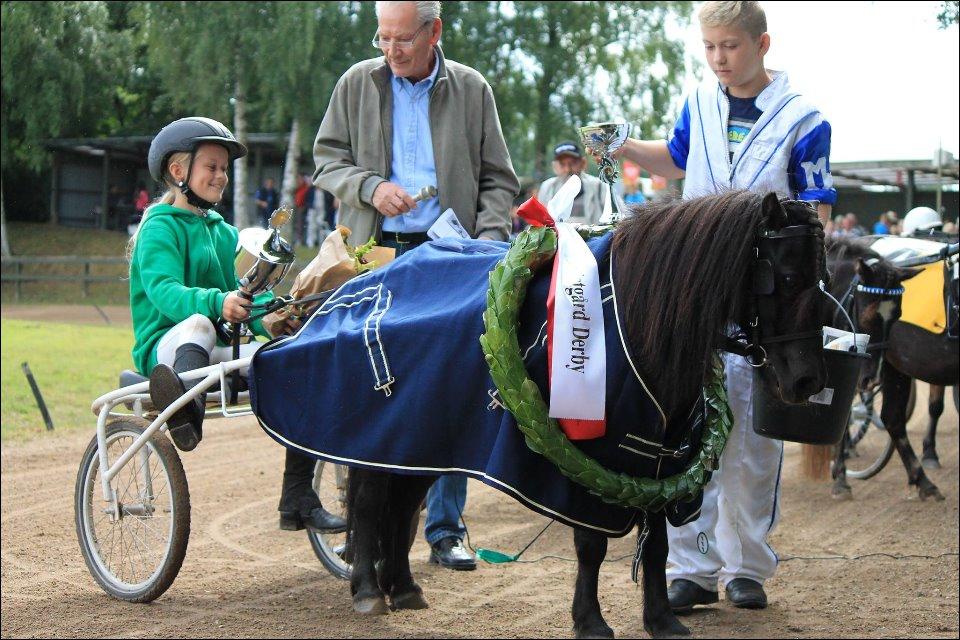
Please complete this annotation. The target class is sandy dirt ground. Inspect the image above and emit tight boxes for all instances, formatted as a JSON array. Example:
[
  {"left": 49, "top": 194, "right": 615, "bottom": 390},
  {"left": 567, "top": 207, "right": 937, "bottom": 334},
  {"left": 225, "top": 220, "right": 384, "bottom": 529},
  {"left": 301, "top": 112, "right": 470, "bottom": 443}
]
[
  {"left": 1, "top": 308, "right": 958, "bottom": 638},
  {"left": 1, "top": 389, "right": 956, "bottom": 638}
]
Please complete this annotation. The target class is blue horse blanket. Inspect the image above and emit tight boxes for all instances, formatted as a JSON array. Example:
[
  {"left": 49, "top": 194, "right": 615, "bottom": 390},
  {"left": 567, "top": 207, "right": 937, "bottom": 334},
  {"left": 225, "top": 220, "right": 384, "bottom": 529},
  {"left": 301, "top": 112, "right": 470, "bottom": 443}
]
[{"left": 250, "top": 234, "right": 705, "bottom": 535}]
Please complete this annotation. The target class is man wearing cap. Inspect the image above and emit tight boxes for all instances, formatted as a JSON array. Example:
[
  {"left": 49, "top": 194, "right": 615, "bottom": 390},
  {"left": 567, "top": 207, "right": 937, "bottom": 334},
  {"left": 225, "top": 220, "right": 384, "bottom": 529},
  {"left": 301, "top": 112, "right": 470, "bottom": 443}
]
[
  {"left": 537, "top": 141, "right": 607, "bottom": 225},
  {"left": 312, "top": 0, "right": 519, "bottom": 571}
]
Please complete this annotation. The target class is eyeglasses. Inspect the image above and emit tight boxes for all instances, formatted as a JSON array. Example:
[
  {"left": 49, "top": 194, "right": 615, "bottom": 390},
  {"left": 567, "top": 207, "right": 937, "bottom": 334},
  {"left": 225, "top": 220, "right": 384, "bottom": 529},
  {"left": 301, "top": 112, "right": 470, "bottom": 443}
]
[{"left": 371, "top": 22, "right": 430, "bottom": 50}]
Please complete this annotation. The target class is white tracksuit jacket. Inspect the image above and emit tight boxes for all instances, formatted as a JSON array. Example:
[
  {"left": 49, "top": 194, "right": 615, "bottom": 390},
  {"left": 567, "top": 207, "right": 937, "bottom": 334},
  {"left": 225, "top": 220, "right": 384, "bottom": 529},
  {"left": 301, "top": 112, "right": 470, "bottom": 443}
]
[{"left": 665, "top": 71, "right": 837, "bottom": 590}]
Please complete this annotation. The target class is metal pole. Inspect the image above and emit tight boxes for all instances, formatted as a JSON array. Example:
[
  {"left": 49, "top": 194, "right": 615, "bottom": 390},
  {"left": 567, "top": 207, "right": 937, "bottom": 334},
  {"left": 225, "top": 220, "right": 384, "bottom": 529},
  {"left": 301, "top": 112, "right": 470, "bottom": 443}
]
[
  {"left": 936, "top": 141, "right": 943, "bottom": 215},
  {"left": 101, "top": 152, "right": 110, "bottom": 230},
  {"left": 21, "top": 362, "right": 54, "bottom": 431},
  {"left": 906, "top": 169, "right": 916, "bottom": 213}
]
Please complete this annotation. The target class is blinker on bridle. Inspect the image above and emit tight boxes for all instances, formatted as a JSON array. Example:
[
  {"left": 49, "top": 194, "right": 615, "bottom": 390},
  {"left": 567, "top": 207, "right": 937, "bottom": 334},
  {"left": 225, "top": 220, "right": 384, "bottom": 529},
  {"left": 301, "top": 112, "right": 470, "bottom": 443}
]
[{"left": 720, "top": 223, "right": 825, "bottom": 368}]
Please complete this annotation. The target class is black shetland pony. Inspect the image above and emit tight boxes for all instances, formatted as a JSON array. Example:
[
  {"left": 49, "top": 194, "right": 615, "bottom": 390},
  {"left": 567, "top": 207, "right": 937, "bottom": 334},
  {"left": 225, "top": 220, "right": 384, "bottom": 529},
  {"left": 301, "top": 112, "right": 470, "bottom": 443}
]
[
  {"left": 346, "top": 191, "right": 828, "bottom": 639},
  {"left": 825, "top": 238, "right": 955, "bottom": 500}
]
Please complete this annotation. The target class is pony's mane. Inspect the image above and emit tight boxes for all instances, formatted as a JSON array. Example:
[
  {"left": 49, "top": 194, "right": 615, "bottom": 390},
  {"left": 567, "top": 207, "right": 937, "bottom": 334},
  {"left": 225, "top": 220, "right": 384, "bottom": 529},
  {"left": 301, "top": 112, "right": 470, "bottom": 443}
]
[
  {"left": 611, "top": 191, "right": 764, "bottom": 415},
  {"left": 825, "top": 236, "right": 881, "bottom": 264}
]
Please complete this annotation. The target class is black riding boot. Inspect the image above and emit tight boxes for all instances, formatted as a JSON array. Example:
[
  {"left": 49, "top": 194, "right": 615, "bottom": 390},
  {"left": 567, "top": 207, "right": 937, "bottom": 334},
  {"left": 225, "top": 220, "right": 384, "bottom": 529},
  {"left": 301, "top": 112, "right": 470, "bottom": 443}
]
[
  {"left": 149, "top": 343, "right": 209, "bottom": 451},
  {"left": 278, "top": 449, "right": 347, "bottom": 533}
]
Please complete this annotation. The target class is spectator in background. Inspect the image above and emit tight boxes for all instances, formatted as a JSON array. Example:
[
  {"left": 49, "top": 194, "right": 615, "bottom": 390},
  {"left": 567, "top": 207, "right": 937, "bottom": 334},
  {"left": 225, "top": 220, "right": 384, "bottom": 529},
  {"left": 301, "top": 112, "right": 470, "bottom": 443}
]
[
  {"left": 324, "top": 191, "right": 338, "bottom": 232},
  {"left": 872, "top": 210, "right": 897, "bottom": 235},
  {"left": 254, "top": 177, "right": 279, "bottom": 228},
  {"left": 129, "top": 182, "right": 151, "bottom": 236},
  {"left": 623, "top": 181, "right": 647, "bottom": 207},
  {"left": 134, "top": 182, "right": 150, "bottom": 218},
  {"left": 836, "top": 212, "right": 866, "bottom": 238},
  {"left": 537, "top": 141, "right": 606, "bottom": 224}
]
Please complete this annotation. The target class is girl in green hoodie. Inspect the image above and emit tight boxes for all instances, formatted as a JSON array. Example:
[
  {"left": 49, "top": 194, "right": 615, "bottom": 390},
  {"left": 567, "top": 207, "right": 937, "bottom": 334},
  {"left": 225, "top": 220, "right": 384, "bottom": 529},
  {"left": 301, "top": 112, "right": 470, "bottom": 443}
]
[
  {"left": 130, "top": 117, "right": 267, "bottom": 452},
  {"left": 130, "top": 117, "right": 347, "bottom": 536}
]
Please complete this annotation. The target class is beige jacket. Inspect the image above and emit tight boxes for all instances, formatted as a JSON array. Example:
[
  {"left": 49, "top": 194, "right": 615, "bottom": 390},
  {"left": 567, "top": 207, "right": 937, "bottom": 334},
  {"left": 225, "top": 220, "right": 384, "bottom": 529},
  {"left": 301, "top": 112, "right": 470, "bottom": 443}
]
[
  {"left": 537, "top": 172, "right": 607, "bottom": 225},
  {"left": 313, "top": 46, "right": 519, "bottom": 245}
]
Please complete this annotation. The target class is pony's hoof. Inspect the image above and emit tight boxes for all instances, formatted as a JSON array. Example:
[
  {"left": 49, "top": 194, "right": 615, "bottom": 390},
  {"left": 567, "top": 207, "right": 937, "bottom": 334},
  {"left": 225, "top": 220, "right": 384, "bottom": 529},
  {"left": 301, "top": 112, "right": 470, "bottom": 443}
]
[
  {"left": 921, "top": 456, "right": 941, "bottom": 470},
  {"left": 644, "top": 616, "right": 691, "bottom": 639},
  {"left": 573, "top": 622, "right": 614, "bottom": 639},
  {"left": 391, "top": 590, "right": 429, "bottom": 610},
  {"left": 831, "top": 484, "right": 853, "bottom": 500},
  {"left": 353, "top": 594, "right": 390, "bottom": 615},
  {"left": 918, "top": 485, "right": 945, "bottom": 501}
]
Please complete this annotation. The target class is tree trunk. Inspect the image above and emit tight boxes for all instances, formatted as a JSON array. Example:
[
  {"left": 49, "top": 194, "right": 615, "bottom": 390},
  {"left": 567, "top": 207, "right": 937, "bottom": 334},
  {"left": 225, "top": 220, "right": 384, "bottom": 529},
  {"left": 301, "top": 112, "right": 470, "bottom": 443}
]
[
  {"left": 280, "top": 118, "right": 301, "bottom": 208},
  {"left": 533, "top": 20, "right": 559, "bottom": 180},
  {"left": 232, "top": 77, "right": 251, "bottom": 229},
  {"left": 1, "top": 186, "right": 11, "bottom": 257}
]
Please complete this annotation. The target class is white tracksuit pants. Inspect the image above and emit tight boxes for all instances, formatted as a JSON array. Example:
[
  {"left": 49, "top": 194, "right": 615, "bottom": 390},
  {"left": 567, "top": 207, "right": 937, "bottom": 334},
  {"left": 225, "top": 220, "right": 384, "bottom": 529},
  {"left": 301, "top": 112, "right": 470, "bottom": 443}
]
[{"left": 666, "top": 353, "right": 784, "bottom": 591}]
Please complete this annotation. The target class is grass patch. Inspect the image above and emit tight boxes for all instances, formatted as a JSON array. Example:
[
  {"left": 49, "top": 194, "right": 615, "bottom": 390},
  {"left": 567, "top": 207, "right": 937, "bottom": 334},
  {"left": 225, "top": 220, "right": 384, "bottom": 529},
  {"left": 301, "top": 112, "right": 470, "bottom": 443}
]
[
  {"left": 1, "top": 319, "right": 134, "bottom": 441},
  {"left": 2, "top": 221, "right": 315, "bottom": 305}
]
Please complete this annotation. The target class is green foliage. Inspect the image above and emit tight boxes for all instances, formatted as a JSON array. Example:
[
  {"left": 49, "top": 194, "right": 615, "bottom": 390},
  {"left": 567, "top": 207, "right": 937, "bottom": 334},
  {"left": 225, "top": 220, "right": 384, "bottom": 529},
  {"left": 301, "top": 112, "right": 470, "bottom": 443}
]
[
  {"left": 443, "top": 2, "right": 693, "bottom": 177},
  {"left": 1, "top": 1, "right": 133, "bottom": 172},
  {"left": 2, "top": 1, "right": 693, "bottom": 218},
  {"left": 1, "top": 319, "right": 134, "bottom": 440},
  {"left": 938, "top": 1, "right": 959, "bottom": 27}
]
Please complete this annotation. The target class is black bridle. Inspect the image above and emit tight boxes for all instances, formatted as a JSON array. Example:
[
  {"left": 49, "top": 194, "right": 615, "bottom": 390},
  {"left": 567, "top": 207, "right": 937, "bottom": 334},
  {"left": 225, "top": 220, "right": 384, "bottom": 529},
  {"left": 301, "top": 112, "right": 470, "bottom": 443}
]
[
  {"left": 719, "top": 223, "right": 825, "bottom": 367},
  {"left": 831, "top": 265, "right": 906, "bottom": 354}
]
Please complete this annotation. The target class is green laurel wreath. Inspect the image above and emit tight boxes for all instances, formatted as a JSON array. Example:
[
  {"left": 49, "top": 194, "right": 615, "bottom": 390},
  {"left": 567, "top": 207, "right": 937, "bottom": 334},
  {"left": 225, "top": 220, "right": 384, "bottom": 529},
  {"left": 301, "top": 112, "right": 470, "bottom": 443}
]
[{"left": 479, "top": 225, "right": 733, "bottom": 512}]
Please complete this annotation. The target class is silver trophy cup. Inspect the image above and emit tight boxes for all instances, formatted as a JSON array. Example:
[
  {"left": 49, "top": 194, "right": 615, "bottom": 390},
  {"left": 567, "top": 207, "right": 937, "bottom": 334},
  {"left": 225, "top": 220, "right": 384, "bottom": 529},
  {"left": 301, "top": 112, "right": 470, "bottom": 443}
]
[
  {"left": 578, "top": 122, "right": 633, "bottom": 223},
  {"left": 235, "top": 206, "right": 296, "bottom": 297}
]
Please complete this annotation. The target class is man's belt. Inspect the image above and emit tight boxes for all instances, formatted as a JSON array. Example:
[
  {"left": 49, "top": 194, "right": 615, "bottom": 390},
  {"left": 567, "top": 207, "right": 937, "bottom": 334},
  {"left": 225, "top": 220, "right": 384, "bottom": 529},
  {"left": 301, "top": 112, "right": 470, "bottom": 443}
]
[{"left": 382, "top": 231, "right": 430, "bottom": 244}]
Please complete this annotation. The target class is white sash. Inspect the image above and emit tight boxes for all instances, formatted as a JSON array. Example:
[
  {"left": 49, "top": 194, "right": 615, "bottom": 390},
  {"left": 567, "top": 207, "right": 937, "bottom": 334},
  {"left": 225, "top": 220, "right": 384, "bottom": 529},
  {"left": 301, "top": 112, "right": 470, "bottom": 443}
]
[{"left": 546, "top": 176, "right": 607, "bottom": 421}]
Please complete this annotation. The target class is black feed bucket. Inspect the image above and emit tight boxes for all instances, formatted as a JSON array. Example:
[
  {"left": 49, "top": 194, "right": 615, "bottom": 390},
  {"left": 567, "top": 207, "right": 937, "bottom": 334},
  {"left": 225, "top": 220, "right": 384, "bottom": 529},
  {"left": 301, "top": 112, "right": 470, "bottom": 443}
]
[{"left": 752, "top": 347, "right": 871, "bottom": 445}]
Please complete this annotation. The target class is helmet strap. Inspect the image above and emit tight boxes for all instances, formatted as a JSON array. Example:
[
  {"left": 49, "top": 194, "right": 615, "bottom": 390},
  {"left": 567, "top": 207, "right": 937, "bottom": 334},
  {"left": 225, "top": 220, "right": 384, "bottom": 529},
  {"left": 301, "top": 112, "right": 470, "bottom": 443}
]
[{"left": 177, "top": 150, "right": 217, "bottom": 212}]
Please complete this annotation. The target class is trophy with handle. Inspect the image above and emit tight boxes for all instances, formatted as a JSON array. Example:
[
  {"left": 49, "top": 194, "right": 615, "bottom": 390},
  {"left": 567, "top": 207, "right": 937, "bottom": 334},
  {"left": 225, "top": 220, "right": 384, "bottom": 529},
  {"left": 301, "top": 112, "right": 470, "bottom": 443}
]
[
  {"left": 229, "top": 206, "right": 296, "bottom": 402},
  {"left": 578, "top": 121, "right": 633, "bottom": 224}
]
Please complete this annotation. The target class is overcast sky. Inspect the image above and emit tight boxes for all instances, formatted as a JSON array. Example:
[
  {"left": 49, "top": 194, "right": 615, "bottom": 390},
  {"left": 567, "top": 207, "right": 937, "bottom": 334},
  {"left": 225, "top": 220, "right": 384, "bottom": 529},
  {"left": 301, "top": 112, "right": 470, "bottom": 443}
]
[{"left": 679, "top": 1, "right": 959, "bottom": 163}]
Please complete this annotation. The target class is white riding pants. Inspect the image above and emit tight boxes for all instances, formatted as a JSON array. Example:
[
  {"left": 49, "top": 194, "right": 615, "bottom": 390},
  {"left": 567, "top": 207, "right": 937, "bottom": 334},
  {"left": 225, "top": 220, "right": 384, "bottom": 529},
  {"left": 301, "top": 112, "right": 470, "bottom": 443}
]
[
  {"left": 665, "top": 354, "right": 784, "bottom": 590},
  {"left": 155, "top": 314, "right": 263, "bottom": 376}
]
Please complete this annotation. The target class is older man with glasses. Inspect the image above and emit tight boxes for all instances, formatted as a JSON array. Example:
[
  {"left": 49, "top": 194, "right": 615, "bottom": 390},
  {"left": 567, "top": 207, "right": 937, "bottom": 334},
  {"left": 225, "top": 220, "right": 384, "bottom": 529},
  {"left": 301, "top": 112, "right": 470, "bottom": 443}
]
[{"left": 312, "top": 0, "right": 519, "bottom": 571}]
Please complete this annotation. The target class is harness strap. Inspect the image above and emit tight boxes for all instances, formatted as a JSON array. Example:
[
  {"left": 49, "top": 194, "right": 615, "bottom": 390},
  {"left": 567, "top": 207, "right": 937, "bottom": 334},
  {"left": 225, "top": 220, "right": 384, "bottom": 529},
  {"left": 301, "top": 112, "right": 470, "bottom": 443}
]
[
  {"left": 856, "top": 284, "right": 904, "bottom": 296},
  {"left": 760, "top": 328, "right": 823, "bottom": 345}
]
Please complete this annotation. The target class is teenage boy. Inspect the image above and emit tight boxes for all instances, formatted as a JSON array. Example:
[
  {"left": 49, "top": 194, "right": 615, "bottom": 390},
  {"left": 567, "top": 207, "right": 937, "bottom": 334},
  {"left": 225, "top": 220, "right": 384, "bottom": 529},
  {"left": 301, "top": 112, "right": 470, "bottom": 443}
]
[{"left": 611, "top": 0, "right": 836, "bottom": 612}]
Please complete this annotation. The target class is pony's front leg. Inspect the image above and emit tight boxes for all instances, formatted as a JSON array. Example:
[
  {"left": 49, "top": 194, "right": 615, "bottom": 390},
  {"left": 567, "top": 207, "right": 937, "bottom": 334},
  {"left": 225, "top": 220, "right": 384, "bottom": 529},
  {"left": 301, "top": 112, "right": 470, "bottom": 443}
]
[
  {"left": 831, "top": 431, "right": 853, "bottom": 499},
  {"left": 572, "top": 528, "right": 613, "bottom": 639},
  {"left": 921, "top": 384, "right": 945, "bottom": 469},
  {"left": 881, "top": 366, "right": 944, "bottom": 501},
  {"left": 642, "top": 512, "right": 690, "bottom": 638},
  {"left": 379, "top": 475, "right": 435, "bottom": 610},
  {"left": 349, "top": 468, "right": 390, "bottom": 614}
]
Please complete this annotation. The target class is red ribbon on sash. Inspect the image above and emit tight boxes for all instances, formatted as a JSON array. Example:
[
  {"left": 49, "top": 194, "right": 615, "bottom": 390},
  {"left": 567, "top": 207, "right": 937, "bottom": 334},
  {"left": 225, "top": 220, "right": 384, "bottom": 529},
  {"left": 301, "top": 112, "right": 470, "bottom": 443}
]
[{"left": 516, "top": 196, "right": 606, "bottom": 441}]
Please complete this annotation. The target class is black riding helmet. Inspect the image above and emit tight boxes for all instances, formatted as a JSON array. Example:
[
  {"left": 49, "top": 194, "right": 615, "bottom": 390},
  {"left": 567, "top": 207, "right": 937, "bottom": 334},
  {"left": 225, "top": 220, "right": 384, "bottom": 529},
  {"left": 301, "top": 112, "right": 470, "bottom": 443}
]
[{"left": 147, "top": 116, "right": 247, "bottom": 210}]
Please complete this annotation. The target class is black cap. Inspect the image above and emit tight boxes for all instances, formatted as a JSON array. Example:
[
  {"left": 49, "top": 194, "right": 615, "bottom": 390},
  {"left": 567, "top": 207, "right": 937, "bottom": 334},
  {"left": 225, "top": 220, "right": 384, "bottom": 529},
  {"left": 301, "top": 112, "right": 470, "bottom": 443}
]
[{"left": 553, "top": 141, "right": 583, "bottom": 159}]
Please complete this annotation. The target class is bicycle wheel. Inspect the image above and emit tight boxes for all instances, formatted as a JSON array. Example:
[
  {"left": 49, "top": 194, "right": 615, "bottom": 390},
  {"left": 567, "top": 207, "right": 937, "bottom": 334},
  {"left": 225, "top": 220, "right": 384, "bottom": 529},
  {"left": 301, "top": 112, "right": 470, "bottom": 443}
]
[
  {"left": 75, "top": 418, "right": 190, "bottom": 602},
  {"left": 845, "top": 382, "right": 895, "bottom": 480},
  {"left": 307, "top": 460, "right": 351, "bottom": 580}
]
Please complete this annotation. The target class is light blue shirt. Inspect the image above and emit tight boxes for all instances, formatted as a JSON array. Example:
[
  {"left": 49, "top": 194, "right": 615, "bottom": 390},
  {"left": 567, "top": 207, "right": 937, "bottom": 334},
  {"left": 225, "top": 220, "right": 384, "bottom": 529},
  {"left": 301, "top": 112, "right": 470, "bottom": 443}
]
[{"left": 382, "top": 57, "right": 441, "bottom": 233}]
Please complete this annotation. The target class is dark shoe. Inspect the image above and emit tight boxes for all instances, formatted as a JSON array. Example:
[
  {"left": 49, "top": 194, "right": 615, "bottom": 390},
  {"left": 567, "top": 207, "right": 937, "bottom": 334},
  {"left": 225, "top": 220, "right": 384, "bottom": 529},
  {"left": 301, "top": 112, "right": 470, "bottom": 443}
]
[
  {"left": 279, "top": 505, "right": 347, "bottom": 533},
  {"left": 667, "top": 578, "right": 719, "bottom": 614},
  {"left": 725, "top": 578, "right": 767, "bottom": 609},
  {"left": 429, "top": 537, "right": 476, "bottom": 571},
  {"left": 150, "top": 364, "right": 202, "bottom": 452}
]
